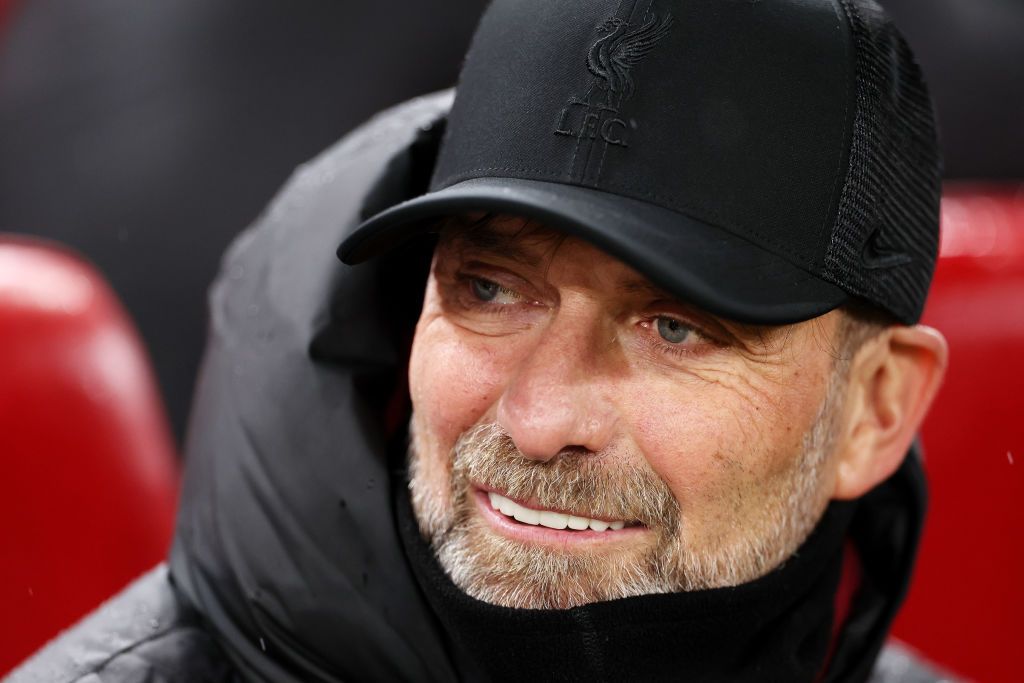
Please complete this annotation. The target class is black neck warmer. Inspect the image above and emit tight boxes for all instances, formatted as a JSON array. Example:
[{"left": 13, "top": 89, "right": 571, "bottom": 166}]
[{"left": 397, "top": 485, "right": 857, "bottom": 683}]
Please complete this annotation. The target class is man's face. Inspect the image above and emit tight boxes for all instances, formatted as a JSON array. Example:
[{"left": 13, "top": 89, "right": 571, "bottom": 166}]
[{"left": 407, "top": 215, "right": 848, "bottom": 609}]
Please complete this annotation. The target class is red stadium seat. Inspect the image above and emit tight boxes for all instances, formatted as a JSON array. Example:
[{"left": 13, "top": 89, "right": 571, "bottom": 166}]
[
  {"left": 893, "top": 184, "right": 1024, "bottom": 682},
  {"left": 0, "top": 237, "right": 179, "bottom": 675}
]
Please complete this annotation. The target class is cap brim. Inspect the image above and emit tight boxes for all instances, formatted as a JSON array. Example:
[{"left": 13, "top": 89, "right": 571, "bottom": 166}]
[{"left": 338, "top": 177, "right": 847, "bottom": 325}]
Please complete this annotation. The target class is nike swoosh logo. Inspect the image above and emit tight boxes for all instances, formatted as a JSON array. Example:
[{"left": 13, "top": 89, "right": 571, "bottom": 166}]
[{"left": 861, "top": 228, "right": 914, "bottom": 270}]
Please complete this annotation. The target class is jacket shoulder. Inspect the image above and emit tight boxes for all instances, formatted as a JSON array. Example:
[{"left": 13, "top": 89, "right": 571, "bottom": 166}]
[{"left": 5, "top": 565, "right": 234, "bottom": 683}]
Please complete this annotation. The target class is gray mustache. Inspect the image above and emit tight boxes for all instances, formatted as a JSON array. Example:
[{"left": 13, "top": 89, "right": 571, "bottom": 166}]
[{"left": 451, "top": 423, "right": 679, "bottom": 529}]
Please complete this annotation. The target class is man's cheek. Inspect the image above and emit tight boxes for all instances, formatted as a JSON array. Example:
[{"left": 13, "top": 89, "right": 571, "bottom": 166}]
[
  {"left": 631, "top": 400, "right": 740, "bottom": 500},
  {"left": 409, "top": 325, "right": 509, "bottom": 445},
  {"left": 628, "top": 384, "right": 782, "bottom": 508}
]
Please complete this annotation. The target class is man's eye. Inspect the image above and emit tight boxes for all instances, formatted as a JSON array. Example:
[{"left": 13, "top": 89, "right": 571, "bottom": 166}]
[
  {"left": 471, "top": 278, "right": 500, "bottom": 302},
  {"left": 656, "top": 317, "right": 692, "bottom": 344},
  {"left": 469, "top": 277, "right": 520, "bottom": 305}
]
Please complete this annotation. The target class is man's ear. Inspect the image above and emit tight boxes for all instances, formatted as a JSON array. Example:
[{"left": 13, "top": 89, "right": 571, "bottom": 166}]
[{"left": 832, "top": 325, "right": 948, "bottom": 500}]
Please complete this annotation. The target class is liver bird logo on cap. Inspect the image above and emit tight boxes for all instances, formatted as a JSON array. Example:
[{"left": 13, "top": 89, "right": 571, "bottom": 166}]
[
  {"left": 553, "top": 2, "right": 675, "bottom": 182},
  {"left": 587, "top": 12, "right": 674, "bottom": 103}
]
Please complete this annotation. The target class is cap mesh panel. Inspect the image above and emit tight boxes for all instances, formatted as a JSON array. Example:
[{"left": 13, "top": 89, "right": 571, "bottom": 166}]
[{"left": 823, "top": 0, "right": 942, "bottom": 324}]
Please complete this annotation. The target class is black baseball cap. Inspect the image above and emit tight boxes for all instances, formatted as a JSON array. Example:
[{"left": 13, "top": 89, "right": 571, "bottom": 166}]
[{"left": 339, "top": 0, "right": 941, "bottom": 325}]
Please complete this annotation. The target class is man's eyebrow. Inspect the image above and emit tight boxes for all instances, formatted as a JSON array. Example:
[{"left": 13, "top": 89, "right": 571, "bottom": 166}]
[{"left": 444, "top": 224, "right": 546, "bottom": 268}]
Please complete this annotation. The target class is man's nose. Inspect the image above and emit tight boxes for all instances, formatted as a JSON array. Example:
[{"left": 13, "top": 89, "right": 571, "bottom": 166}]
[{"left": 496, "top": 312, "right": 619, "bottom": 461}]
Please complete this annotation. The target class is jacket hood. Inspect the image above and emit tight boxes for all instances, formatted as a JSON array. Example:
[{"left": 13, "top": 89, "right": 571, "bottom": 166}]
[{"left": 169, "top": 91, "right": 926, "bottom": 683}]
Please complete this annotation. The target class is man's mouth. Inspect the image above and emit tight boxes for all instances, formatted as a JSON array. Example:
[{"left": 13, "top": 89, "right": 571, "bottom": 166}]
[{"left": 478, "top": 487, "right": 643, "bottom": 534}]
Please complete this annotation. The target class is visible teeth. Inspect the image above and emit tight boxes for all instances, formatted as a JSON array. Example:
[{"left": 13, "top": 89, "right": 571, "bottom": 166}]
[
  {"left": 567, "top": 515, "right": 590, "bottom": 530},
  {"left": 486, "top": 492, "right": 628, "bottom": 532},
  {"left": 513, "top": 506, "right": 540, "bottom": 525},
  {"left": 498, "top": 497, "right": 516, "bottom": 517},
  {"left": 538, "top": 511, "right": 569, "bottom": 530}
]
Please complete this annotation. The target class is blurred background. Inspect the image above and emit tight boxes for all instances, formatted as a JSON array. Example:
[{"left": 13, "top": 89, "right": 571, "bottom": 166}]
[
  {"left": 0, "top": 0, "right": 1021, "bottom": 679},
  {"left": 0, "top": 0, "right": 489, "bottom": 439}
]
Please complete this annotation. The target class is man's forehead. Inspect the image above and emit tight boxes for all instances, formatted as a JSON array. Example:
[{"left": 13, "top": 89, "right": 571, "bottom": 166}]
[{"left": 440, "top": 212, "right": 565, "bottom": 257}]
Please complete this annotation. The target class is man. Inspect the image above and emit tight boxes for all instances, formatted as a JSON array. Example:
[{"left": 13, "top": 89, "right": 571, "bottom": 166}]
[{"left": 11, "top": 0, "right": 952, "bottom": 681}]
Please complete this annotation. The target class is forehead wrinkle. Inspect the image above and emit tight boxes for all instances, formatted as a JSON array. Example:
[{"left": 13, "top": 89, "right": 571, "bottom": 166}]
[{"left": 618, "top": 275, "right": 670, "bottom": 299}]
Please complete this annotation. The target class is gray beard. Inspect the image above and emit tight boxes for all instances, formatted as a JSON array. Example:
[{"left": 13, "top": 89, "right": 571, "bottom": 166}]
[{"left": 408, "top": 382, "right": 841, "bottom": 609}]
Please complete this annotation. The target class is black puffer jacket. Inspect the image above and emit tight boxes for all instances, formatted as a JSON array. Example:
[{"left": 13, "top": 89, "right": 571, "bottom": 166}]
[{"left": 7, "top": 92, "right": 952, "bottom": 683}]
